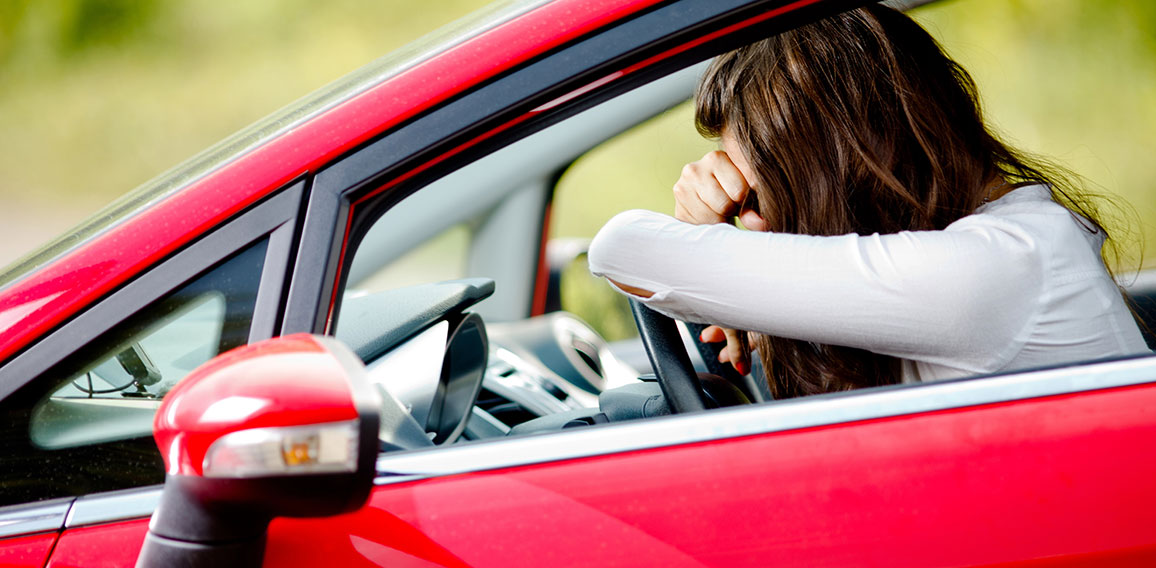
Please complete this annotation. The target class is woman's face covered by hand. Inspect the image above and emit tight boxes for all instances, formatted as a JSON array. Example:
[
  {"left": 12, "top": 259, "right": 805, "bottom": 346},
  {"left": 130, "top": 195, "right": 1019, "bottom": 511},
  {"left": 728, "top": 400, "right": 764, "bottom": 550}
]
[
  {"left": 671, "top": 129, "right": 768, "bottom": 232},
  {"left": 720, "top": 130, "right": 769, "bottom": 232}
]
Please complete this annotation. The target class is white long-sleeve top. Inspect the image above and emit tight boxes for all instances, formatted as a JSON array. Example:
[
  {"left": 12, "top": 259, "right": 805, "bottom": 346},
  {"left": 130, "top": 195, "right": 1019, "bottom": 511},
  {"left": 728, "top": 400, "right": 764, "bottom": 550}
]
[{"left": 588, "top": 185, "right": 1149, "bottom": 382}]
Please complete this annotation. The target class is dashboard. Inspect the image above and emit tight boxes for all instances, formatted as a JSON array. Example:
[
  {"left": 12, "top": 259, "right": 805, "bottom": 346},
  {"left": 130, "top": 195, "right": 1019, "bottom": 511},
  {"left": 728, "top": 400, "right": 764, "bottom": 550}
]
[{"left": 337, "top": 278, "right": 645, "bottom": 447}]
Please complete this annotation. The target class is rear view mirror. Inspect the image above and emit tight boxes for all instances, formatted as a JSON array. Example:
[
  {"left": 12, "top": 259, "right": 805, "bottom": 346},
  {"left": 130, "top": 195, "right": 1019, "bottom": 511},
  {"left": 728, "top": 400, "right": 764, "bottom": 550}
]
[{"left": 136, "top": 334, "right": 380, "bottom": 568}]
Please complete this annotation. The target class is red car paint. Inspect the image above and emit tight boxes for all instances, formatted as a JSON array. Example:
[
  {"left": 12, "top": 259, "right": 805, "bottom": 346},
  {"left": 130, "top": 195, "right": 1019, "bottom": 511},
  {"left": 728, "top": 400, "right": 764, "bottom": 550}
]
[
  {"left": 259, "top": 382, "right": 1156, "bottom": 566},
  {"left": 44, "top": 522, "right": 144, "bottom": 568},
  {"left": 0, "top": 0, "right": 665, "bottom": 364},
  {"left": 3, "top": 0, "right": 1154, "bottom": 566},
  {"left": 0, "top": 533, "right": 57, "bottom": 568},
  {"left": 153, "top": 334, "right": 358, "bottom": 476},
  {"left": 43, "top": 381, "right": 1156, "bottom": 567}
]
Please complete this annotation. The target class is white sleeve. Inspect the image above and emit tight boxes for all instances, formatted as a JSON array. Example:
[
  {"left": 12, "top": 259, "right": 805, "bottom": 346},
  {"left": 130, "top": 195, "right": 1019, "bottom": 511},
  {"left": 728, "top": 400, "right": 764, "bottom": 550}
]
[{"left": 587, "top": 209, "right": 1044, "bottom": 373}]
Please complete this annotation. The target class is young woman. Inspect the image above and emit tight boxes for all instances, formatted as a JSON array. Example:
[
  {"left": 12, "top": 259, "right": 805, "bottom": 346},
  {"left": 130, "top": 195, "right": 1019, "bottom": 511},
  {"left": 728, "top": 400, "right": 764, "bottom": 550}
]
[{"left": 587, "top": 4, "right": 1149, "bottom": 399}]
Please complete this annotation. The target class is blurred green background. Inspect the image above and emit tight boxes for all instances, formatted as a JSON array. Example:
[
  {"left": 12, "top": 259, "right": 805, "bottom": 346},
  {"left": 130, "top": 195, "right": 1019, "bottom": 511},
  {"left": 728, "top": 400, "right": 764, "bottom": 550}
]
[{"left": 1, "top": 0, "right": 1154, "bottom": 282}]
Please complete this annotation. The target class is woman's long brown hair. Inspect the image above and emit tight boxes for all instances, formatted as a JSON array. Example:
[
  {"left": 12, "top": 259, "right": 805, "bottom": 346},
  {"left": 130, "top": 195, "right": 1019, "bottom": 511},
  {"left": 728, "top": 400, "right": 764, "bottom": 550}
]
[{"left": 695, "top": 5, "right": 1111, "bottom": 398}]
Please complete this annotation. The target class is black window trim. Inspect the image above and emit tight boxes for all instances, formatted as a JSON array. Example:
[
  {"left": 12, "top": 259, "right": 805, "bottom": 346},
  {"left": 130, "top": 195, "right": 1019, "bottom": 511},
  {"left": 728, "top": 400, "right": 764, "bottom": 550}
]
[{"left": 0, "top": 182, "right": 302, "bottom": 534}]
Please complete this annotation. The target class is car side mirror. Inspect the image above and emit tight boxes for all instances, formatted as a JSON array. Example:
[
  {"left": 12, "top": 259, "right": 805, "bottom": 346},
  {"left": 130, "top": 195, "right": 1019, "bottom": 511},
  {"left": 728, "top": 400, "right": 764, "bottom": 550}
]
[{"left": 136, "top": 334, "right": 380, "bottom": 568}]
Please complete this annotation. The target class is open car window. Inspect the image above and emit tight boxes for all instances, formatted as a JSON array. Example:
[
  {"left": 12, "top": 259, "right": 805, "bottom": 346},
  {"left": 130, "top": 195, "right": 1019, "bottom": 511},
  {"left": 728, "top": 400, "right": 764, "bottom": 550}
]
[
  {"left": 329, "top": 0, "right": 1156, "bottom": 453},
  {"left": 351, "top": 224, "right": 470, "bottom": 294},
  {"left": 551, "top": 101, "right": 714, "bottom": 343}
]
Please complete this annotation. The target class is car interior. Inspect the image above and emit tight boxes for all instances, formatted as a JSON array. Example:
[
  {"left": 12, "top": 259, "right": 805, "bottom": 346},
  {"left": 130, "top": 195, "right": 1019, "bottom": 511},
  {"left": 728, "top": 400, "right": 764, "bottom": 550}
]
[{"left": 332, "top": 60, "right": 745, "bottom": 445}]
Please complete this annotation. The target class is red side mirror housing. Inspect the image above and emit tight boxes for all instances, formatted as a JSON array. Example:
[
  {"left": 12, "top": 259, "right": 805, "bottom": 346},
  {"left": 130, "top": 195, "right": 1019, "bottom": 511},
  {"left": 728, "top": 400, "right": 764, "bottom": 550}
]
[{"left": 137, "top": 334, "right": 380, "bottom": 568}]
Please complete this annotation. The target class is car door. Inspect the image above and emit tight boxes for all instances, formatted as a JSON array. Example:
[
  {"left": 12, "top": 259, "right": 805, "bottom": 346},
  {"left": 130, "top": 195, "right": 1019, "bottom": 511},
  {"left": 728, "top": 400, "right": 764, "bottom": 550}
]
[
  {"left": 273, "top": 0, "right": 1156, "bottom": 564},
  {"left": 252, "top": 357, "right": 1156, "bottom": 567}
]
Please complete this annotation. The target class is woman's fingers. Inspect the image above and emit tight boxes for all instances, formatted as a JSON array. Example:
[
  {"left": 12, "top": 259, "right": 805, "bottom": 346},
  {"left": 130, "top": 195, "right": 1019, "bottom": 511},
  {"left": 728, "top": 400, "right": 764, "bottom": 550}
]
[
  {"left": 699, "top": 325, "right": 728, "bottom": 343},
  {"left": 673, "top": 168, "right": 727, "bottom": 224},
  {"left": 738, "top": 207, "right": 769, "bottom": 232},
  {"left": 722, "top": 328, "right": 749, "bottom": 375},
  {"left": 709, "top": 152, "right": 749, "bottom": 204},
  {"left": 673, "top": 151, "right": 750, "bottom": 225},
  {"left": 699, "top": 325, "right": 750, "bottom": 375}
]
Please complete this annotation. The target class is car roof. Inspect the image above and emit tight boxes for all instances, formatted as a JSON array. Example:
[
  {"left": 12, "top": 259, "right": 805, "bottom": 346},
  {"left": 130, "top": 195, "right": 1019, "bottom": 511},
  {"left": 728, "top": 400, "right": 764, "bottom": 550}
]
[{"left": 0, "top": 0, "right": 673, "bottom": 362}]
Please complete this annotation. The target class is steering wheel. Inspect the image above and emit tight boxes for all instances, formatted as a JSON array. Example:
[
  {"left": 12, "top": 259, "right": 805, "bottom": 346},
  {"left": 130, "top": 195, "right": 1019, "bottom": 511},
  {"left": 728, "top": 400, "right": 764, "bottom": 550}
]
[{"left": 629, "top": 299, "right": 708, "bottom": 413}]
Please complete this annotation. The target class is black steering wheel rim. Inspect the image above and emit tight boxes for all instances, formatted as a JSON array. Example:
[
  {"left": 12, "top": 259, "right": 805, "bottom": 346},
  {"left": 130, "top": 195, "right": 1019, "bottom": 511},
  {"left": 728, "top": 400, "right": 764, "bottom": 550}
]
[{"left": 629, "top": 299, "right": 707, "bottom": 413}]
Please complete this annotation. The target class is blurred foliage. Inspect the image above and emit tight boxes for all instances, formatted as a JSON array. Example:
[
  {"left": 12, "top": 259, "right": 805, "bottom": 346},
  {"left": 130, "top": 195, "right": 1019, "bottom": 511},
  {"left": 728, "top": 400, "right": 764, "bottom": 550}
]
[
  {"left": 552, "top": 101, "right": 713, "bottom": 239},
  {"left": 0, "top": 0, "right": 493, "bottom": 263},
  {"left": 912, "top": 0, "right": 1156, "bottom": 270},
  {"left": 0, "top": 0, "right": 161, "bottom": 62},
  {"left": 0, "top": 0, "right": 490, "bottom": 211}
]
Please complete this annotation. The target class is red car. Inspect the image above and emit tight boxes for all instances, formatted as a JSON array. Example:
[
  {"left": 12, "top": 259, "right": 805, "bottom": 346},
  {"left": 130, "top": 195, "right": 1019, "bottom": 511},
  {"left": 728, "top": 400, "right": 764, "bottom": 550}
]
[{"left": 2, "top": 0, "right": 1155, "bottom": 566}]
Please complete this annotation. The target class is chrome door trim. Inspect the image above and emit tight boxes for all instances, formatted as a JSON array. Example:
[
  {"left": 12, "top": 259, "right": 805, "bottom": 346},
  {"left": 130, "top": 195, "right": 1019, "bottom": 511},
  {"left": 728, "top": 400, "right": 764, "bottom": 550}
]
[
  {"left": 0, "top": 487, "right": 162, "bottom": 536},
  {"left": 376, "top": 355, "right": 1156, "bottom": 484},
  {"left": 0, "top": 498, "right": 71, "bottom": 538},
  {"left": 65, "top": 487, "right": 161, "bottom": 529},
  {"left": 22, "top": 357, "right": 1153, "bottom": 528}
]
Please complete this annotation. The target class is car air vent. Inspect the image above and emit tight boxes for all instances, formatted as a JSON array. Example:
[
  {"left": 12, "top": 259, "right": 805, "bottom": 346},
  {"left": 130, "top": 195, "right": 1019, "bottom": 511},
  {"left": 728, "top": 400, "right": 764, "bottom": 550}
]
[
  {"left": 486, "top": 313, "right": 611, "bottom": 394},
  {"left": 474, "top": 387, "right": 537, "bottom": 428}
]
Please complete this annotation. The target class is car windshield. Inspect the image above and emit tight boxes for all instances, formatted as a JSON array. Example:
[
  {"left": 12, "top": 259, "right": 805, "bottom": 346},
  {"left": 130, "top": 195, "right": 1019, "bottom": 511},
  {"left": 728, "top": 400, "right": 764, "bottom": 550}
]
[{"left": 0, "top": 0, "right": 550, "bottom": 291}]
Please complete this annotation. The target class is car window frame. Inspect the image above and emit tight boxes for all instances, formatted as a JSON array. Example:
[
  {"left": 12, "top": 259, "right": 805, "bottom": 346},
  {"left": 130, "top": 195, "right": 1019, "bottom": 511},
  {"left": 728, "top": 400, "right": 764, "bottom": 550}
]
[
  {"left": 0, "top": 182, "right": 302, "bottom": 398},
  {"left": 294, "top": 0, "right": 1156, "bottom": 456},
  {"left": 0, "top": 182, "right": 302, "bottom": 533},
  {"left": 281, "top": 0, "right": 850, "bottom": 336}
]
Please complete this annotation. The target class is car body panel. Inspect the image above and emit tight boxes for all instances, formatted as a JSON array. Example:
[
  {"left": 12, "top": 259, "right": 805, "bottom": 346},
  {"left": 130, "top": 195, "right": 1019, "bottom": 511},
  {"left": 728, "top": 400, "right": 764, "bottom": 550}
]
[
  {"left": 270, "top": 382, "right": 1156, "bottom": 567},
  {"left": 0, "top": 533, "right": 57, "bottom": 567},
  {"left": 44, "top": 522, "right": 144, "bottom": 568},
  {"left": 1, "top": 0, "right": 1154, "bottom": 566},
  {"left": 40, "top": 379, "right": 1156, "bottom": 567}
]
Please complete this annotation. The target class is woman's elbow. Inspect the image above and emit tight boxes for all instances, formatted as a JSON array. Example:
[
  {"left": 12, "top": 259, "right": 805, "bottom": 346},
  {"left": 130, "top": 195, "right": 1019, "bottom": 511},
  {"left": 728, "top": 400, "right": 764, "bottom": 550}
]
[{"left": 588, "top": 210, "right": 650, "bottom": 273}]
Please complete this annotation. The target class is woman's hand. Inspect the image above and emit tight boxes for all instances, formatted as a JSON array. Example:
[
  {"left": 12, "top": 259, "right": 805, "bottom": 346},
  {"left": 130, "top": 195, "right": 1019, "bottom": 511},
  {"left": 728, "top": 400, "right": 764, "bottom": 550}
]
[
  {"left": 673, "top": 151, "right": 756, "bottom": 375},
  {"left": 673, "top": 150, "right": 752, "bottom": 225},
  {"left": 700, "top": 325, "right": 750, "bottom": 376}
]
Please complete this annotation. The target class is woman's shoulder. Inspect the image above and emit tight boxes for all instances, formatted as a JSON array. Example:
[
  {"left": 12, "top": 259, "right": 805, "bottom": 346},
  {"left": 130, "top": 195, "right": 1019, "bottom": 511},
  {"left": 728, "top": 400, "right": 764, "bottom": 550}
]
[
  {"left": 949, "top": 183, "right": 1108, "bottom": 279},
  {"left": 975, "top": 183, "right": 1061, "bottom": 214}
]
